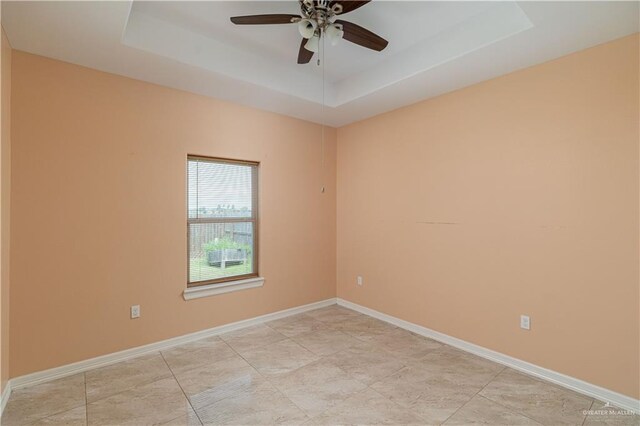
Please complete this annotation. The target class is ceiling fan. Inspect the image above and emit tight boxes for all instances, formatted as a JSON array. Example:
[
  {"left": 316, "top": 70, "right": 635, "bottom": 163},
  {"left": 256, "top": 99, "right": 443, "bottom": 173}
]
[{"left": 230, "top": 0, "right": 388, "bottom": 64}]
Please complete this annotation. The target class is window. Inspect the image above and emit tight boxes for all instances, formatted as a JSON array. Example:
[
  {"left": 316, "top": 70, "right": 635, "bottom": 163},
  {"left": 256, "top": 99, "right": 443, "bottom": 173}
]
[{"left": 187, "top": 156, "right": 258, "bottom": 287}]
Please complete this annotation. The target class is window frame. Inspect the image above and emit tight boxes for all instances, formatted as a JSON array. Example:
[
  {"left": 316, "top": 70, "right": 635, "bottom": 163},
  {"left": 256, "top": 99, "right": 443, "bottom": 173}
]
[{"left": 187, "top": 155, "right": 259, "bottom": 288}]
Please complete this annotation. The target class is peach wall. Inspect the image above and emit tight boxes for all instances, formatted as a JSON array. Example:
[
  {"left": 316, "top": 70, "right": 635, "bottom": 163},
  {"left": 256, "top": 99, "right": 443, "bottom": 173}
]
[
  {"left": 337, "top": 34, "right": 640, "bottom": 398},
  {"left": 1, "top": 27, "right": 11, "bottom": 393},
  {"left": 10, "top": 51, "right": 336, "bottom": 377}
]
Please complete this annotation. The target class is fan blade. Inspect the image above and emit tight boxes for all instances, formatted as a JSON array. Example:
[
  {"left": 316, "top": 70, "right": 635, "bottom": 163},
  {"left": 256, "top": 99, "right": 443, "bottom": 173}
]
[
  {"left": 297, "top": 39, "right": 314, "bottom": 64},
  {"left": 330, "top": 0, "right": 370, "bottom": 14},
  {"left": 230, "top": 14, "right": 299, "bottom": 25},
  {"left": 336, "top": 19, "right": 388, "bottom": 51}
]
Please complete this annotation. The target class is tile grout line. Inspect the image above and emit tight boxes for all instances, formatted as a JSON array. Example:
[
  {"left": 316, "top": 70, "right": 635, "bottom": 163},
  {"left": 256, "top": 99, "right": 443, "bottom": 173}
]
[
  {"left": 79, "top": 352, "right": 204, "bottom": 423},
  {"left": 220, "top": 330, "right": 314, "bottom": 422},
  {"left": 300, "top": 308, "right": 433, "bottom": 421},
  {"left": 357, "top": 353, "right": 440, "bottom": 426},
  {"left": 81, "top": 353, "right": 174, "bottom": 407},
  {"left": 256, "top": 315, "right": 398, "bottom": 420},
  {"left": 84, "top": 373, "right": 88, "bottom": 426},
  {"left": 337, "top": 325, "right": 431, "bottom": 389},
  {"left": 581, "top": 399, "right": 596, "bottom": 426},
  {"left": 287, "top": 329, "right": 358, "bottom": 360},
  {"left": 11, "top": 374, "right": 91, "bottom": 425},
  {"left": 475, "top": 394, "right": 545, "bottom": 426},
  {"left": 364, "top": 364, "right": 410, "bottom": 390},
  {"left": 263, "top": 313, "right": 391, "bottom": 421},
  {"left": 7, "top": 380, "right": 88, "bottom": 424},
  {"left": 168, "top": 338, "right": 247, "bottom": 418},
  {"left": 170, "top": 323, "right": 311, "bottom": 420},
  {"left": 14, "top": 402, "right": 87, "bottom": 424},
  {"left": 158, "top": 350, "right": 205, "bottom": 426},
  {"left": 477, "top": 369, "right": 595, "bottom": 426},
  {"left": 218, "top": 324, "right": 289, "bottom": 354},
  {"left": 437, "top": 365, "right": 509, "bottom": 425},
  {"left": 227, "top": 323, "right": 310, "bottom": 412},
  {"left": 291, "top": 307, "right": 425, "bottom": 417}
]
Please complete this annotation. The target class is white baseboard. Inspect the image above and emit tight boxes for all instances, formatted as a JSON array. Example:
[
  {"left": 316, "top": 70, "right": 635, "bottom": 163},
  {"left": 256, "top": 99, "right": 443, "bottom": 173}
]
[
  {"left": 0, "top": 382, "right": 11, "bottom": 416},
  {"left": 8, "top": 298, "right": 337, "bottom": 395},
  {"left": 5, "top": 296, "right": 638, "bottom": 417},
  {"left": 337, "top": 298, "right": 640, "bottom": 414}
]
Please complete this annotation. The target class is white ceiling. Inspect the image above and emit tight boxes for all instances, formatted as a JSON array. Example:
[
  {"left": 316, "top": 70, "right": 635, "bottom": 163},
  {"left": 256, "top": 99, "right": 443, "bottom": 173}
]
[{"left": 2, "top": 1, "right": 638, "bottom": 126}]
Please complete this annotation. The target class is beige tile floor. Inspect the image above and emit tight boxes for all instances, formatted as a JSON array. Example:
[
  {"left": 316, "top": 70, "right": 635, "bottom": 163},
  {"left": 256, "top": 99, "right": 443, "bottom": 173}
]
[{"left": 2, "top": 305, "right": 639, "bottom": 426}]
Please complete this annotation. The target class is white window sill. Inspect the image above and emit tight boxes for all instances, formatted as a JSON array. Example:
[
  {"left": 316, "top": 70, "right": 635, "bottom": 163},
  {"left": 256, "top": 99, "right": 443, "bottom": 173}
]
[{"left": 183, "top": 277, "right": 265, "bottom": 300}]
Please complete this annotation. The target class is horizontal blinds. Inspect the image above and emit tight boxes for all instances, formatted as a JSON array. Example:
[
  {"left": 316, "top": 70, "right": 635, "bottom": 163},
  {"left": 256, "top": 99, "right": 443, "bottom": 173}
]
[
  {"left": 188, "top": 158, "right": 255, "bottom": 220},
  {"left": 187, "top": 156, "right": 258, "bottom": 285}
]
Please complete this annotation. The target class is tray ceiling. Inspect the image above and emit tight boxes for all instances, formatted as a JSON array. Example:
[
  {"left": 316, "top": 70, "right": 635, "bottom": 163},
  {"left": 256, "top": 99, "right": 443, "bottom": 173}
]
[{"left": 2, "top": 1, "right": 638, "bottom": 126}]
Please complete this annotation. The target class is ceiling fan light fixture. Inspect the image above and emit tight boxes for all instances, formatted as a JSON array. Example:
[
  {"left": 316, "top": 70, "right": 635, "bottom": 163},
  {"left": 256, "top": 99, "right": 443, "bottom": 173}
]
[
  {"left": 298, "top": 18, "right": 317, "bottom": 39},
  {"left": 326, "top": 23, "right": 343, "bottom": 46},
  {"left": 229, "top": 0, "right": 388, "bottom": 64},
  {"left": 304, "top": 34, "right": 320, "bottom": 52}
]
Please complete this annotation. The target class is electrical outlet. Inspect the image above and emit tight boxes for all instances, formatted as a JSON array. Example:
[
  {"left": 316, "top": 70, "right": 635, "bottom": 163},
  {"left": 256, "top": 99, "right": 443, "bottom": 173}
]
[
  {"left": 131, "top": 305, "right": 141, "bottom": 319},
  {"left": 357, "top": 276, "right": 363, "bottom": 286},
  {"left": 520, "top": 315, "right": 530, "bottom": 330}
]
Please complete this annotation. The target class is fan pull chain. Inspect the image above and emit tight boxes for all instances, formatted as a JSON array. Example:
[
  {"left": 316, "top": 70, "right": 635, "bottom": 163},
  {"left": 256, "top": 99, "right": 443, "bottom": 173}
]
[{"left": 319, "top": 32, "right": 326, "bottom": 193}]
